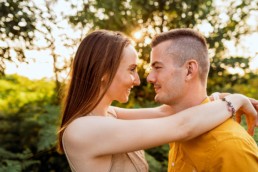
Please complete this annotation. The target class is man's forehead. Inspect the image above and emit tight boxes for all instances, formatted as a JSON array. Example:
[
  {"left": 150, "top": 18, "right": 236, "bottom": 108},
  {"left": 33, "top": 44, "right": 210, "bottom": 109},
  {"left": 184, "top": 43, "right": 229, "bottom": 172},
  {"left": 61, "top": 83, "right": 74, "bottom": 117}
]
[
  {"left": 151, "top": 41, "right": 175, "bottom": 55},
  {"left": 150, "top": 49, "right": 174, "bottom": 62},
  {"left": 150, "top": 52, "right": 179, "bottom": 68}
]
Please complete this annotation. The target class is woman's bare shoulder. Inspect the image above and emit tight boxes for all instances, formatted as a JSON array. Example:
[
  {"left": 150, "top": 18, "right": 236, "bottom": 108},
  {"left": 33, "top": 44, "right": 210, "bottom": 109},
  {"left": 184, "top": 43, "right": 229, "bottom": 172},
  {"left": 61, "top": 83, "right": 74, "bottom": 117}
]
[
  {"left": 63, "top": 116, "right": 106, "bottom": 147},
  {"left": 63, "top": 116, "right": 114, "bottom": 170}
]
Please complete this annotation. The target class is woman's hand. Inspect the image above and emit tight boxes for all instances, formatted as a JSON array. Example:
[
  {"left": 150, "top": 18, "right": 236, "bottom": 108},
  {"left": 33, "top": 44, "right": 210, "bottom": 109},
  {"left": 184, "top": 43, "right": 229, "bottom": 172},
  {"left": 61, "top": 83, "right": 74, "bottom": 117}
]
[
  {"left": 211, "top": 92, "right": 258, "bottom": 135},
  {"left": 235, "top": 97, "right": 258, "bottom": 136}
]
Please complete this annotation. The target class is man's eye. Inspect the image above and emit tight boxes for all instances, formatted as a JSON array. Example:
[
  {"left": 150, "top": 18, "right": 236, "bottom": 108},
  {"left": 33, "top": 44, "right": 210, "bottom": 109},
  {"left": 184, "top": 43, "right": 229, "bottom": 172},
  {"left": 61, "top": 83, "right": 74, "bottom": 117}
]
[{"left": 154, "top": 66, "right": 161, "bottom": 70}]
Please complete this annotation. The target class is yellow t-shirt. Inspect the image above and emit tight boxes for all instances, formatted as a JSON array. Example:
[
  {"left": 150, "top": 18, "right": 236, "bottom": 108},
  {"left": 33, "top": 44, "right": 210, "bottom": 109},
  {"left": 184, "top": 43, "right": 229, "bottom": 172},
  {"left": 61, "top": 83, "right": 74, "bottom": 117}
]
[{"left": 168, "top": 98, "right": 258, "bottom": 172}]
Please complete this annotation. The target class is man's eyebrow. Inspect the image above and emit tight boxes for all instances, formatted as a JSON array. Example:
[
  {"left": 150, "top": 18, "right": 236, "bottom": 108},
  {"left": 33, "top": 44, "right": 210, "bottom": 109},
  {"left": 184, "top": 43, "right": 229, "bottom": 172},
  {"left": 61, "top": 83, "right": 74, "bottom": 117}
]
[{"left": 151, "top": 61, "right": 163, "bottom": 67}]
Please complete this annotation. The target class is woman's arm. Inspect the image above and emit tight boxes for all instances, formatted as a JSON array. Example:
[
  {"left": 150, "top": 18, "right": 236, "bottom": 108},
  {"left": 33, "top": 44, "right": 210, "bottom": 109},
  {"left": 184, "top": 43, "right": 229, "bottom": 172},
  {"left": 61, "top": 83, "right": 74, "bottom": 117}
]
[
  {"left": 111, "top": 104, "right": 174, "bottom": 119},
  {"left": 64, "top": 94, "right": 256, "bottom": 157},
  {"left": 113, "top": 93, "right": 258, "bottom": 130}
]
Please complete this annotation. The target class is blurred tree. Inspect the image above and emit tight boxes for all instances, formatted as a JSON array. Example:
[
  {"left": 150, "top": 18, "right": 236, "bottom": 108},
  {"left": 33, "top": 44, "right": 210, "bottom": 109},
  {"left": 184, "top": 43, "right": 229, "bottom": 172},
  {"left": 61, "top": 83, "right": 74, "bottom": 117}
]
[
  {"left": 68, "top": 0, "right": 258, "bottom": 103},
  {"left": 35, "top": 0, "right": 72, "bottom": 104},
  {"left": 0, "top": 0, "right": 38, "bottom": 76},
  {"left": 0, "top": 0, "right": 73, "bottom": 102}
]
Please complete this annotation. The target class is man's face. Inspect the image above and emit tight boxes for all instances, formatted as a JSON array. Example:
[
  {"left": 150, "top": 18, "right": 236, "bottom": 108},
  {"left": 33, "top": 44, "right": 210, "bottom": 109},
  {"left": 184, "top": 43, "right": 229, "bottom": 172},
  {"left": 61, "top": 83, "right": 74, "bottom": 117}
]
[{"left": 147, "top": 41, "right": 187, "bottom": 105}]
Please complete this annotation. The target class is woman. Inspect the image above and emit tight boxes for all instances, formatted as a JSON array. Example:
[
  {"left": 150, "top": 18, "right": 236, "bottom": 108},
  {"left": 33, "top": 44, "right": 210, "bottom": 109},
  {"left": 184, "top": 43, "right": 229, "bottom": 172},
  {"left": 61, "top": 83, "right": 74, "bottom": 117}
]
[{"left": 58, "top": 30, "right": 256, "bottom": 172}]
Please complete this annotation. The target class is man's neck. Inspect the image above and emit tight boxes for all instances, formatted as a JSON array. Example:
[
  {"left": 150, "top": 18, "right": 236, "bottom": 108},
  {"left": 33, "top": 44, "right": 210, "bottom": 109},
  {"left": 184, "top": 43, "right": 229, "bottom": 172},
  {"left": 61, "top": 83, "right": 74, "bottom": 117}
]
[{"left": 170, "top": 85, "right": 208, "bottom": 114}]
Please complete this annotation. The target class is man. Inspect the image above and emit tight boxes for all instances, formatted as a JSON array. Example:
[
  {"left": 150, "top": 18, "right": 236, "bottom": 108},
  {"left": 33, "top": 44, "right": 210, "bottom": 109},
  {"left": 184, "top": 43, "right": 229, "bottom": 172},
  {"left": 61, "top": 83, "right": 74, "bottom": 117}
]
[{"left": 147, "top": 28, "right": 258, "bottom": 171}]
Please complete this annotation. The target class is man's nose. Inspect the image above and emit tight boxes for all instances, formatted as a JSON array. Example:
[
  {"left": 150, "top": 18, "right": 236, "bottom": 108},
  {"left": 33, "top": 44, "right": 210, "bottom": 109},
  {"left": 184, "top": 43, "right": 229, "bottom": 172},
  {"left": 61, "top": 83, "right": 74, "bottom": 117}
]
[{"left": 147, "top": 71, "right": 155, "bottom": 84}]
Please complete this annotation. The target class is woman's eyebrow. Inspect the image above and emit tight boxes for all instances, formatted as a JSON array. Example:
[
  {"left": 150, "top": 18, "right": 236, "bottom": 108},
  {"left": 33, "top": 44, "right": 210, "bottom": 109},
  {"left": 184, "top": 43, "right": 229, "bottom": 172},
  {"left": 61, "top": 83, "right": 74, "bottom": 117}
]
[{"left": 128, "top": 64, "right": 137, "bottom": 68}]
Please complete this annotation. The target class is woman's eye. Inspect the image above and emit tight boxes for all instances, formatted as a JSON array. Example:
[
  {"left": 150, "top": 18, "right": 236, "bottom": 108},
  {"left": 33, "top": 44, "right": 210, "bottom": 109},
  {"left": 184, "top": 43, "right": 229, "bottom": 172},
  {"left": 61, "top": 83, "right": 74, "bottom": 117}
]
[
  {"left": 154, "top": 66, "right": 161, "bottom": 70},
  {"left": 130, "top": 67, "right": 137, "bottom": 72}
]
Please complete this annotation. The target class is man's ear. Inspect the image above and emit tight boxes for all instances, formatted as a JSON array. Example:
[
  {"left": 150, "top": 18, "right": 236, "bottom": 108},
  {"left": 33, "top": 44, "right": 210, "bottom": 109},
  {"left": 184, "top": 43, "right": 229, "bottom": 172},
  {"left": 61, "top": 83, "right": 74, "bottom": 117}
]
[{"left": 185, "top": 60, "right": 198, "bottom": 81}]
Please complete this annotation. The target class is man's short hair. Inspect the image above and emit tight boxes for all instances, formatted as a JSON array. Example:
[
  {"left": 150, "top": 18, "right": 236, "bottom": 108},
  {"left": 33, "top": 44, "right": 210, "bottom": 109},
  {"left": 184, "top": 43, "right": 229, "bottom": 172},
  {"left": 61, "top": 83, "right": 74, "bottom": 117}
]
[{"left": 151, "top": 28, "right": 210, "bottom": 85}]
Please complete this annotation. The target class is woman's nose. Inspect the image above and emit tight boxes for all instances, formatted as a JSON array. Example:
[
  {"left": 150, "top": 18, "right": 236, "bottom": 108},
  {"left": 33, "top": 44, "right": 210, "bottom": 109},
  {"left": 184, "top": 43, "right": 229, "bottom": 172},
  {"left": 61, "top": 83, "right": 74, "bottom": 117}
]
[{"left": 133, "top": 73, "right": 141, "bottom": 86}]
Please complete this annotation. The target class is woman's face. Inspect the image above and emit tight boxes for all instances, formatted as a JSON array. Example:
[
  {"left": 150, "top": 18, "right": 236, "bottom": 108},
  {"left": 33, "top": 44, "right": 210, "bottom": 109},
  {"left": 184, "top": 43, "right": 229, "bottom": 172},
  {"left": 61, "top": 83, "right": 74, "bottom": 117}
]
[{"left": 106, "top": 45, "right": 140, "bottom": 103}]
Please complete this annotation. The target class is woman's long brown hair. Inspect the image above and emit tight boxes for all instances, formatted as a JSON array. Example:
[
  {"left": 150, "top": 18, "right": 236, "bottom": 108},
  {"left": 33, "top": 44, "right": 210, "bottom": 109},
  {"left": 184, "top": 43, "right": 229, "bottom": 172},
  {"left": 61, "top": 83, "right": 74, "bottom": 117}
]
[{"left": 57, "top": 30, "right": 130, "bottom": 153}]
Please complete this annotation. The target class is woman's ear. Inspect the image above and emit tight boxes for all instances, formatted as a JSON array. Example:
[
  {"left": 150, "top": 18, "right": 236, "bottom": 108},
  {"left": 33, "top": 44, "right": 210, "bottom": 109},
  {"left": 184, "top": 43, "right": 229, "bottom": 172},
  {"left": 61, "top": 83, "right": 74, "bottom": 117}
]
[
  {"left": 101, "top": 73, "right": 108, "bottom": 83},
  {"left": 185, "top": 60, "right": 198, "bottom": 81},
  {"left": 100, "top": 75, "right": 107, "bottom": 86}
]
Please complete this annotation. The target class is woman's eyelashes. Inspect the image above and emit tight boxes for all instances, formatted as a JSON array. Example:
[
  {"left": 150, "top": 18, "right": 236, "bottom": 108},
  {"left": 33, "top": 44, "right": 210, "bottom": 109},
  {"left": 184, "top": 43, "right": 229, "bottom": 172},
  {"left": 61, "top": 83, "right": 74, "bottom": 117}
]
[{"left": 129, "top": 65, "right": 137, "bottom": 73}]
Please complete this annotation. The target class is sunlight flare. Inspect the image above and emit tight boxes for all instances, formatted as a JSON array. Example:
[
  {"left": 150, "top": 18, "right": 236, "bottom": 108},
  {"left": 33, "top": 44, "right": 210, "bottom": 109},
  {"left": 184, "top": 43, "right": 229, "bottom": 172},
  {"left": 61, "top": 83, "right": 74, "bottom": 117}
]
[{"left": 133, "top": 31, "right": 143, "bottom": 40}]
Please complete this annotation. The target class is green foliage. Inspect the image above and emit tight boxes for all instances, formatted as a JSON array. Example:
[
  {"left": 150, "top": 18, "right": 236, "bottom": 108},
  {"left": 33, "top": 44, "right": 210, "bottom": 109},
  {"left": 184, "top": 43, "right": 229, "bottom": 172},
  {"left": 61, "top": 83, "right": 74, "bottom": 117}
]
[
  {"left": 0, "top": 74, "right": 56, "bottom": 114},
  {"left": 145, "top": 144, "right": 169, "bottom": 172},
  {"left": 0, "top": 75, "right": 69, "bottom": 171},
  {"left": 145, "top": 152, "right": 164, "bottom": 172},
  {"left": 231, "top": 76, "right": 258, "bottom": 99},
  {"left": 0, "top": 148, "right": 39, "bottom": 172}
]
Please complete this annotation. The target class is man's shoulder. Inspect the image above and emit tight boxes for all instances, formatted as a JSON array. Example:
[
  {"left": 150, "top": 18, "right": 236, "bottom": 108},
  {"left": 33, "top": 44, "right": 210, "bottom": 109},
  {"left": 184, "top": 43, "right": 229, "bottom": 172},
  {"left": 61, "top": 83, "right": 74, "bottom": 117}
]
[
  {"left": 207, "top": 118, "right": 257, "bottom": 148},
  {"left": 210, "top": 118, "right": 250, "bottom": 138},
  {"left": 181, "top": 118, "right": 254, "bottom": 146}
]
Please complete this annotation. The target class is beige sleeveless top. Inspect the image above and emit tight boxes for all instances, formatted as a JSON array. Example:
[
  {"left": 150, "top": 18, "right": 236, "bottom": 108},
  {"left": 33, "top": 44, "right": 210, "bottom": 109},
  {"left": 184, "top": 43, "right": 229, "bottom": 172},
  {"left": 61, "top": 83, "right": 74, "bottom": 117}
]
[
  {"left": 63, "top": 112, "right": 149, "bottom": 172},
  {"left": 109, "top": 150, "right": 148, "bottom": 172}
]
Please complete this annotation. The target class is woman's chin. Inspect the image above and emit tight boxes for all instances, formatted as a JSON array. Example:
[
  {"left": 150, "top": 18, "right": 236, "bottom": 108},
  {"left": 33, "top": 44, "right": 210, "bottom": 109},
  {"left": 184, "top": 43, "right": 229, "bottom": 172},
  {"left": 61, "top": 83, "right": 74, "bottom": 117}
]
[{"left": 117, "top": 97, "right": 129, "bottom": 103}]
